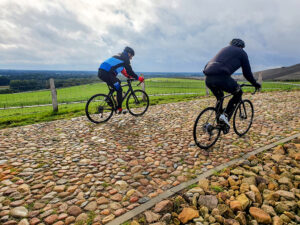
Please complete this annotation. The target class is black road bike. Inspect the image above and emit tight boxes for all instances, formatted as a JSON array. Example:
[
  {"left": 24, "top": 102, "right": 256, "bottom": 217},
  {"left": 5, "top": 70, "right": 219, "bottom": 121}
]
[
  {"left": 193, "top": 84, "right": 258, "bottom": 149},
  {"left": 85, "top": 78, "right": 149, "bottom": 123}
]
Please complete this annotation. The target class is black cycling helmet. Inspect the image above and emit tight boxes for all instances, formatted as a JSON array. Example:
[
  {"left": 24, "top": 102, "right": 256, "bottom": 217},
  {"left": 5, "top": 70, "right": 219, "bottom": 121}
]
[
  {"left": 123, "top": 46, "right": 135, "bottom": 56},
  {"left": 230, "top": 39, "right": 245, "bottom": 48}
]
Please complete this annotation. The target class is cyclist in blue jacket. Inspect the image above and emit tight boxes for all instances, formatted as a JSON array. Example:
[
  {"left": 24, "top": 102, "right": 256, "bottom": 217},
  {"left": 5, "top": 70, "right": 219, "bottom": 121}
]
[
  {"left": 98, "top": 47, "right": 144, "bottom": 114},
  {"left": 203, "top": 39, "right": 261, "bottom": 127}
]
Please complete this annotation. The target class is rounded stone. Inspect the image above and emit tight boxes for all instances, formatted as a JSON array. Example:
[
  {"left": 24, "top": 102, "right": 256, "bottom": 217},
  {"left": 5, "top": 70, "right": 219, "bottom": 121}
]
[
  {"left": 67, "top": 205, "right": 82, "bottom": 217},
  {"left": 10, "top": 207, "right": 28, "bottom": 218}
]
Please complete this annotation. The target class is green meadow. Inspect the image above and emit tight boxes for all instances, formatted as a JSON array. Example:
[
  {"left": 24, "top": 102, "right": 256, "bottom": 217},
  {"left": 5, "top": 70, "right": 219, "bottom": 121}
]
[
  {"left": 0, "top": 78, "right": 207, "bottom": 108},
  {"left": 0, "top": 78, "right": 299, "bottom": 129}
]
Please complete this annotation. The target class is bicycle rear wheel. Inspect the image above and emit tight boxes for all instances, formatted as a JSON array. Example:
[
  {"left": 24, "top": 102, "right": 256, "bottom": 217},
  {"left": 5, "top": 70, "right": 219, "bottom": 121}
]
[
  {"left": 233, "top": 99, "right": 254, "bottom": 136},
  {"left": 126, "top": 90, "right": 149, "bottom": 116},
  {"left": 193, "top": 107, "right": 221, "bottom": 149},
  {"left": 85, "top": 94, "right": 113, "bottom": 123}
]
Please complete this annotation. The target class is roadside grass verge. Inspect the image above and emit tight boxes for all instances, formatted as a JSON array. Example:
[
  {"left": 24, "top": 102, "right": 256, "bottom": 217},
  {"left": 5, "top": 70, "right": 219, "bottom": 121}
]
[{"left": 0, "top": 103, "right": 85, "bottom": 129}]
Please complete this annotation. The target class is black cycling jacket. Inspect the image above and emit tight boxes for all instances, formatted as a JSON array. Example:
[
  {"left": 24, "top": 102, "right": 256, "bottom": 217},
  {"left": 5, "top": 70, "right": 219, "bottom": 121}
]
[{"left": 203, "top": 45, "right": 257, "bottom": 85}]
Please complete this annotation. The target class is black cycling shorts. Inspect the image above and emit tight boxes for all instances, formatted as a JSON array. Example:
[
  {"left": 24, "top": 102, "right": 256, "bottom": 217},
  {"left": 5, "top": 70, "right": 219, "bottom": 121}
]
[
  {"left": 205, "top": 75, "right": 240, "bottom": 98},
  {"left": 98, "top": 69, "right": 121, "bottom": 89}
]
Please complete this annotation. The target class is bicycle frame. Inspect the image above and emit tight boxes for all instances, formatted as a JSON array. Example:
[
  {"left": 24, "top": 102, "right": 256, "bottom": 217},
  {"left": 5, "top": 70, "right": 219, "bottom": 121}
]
[
  {"left": 106, "top": 79, "right": 137, "bottom": 110},
  {"left": 215, "top": 84, "right": 256, "bottom": 116}
]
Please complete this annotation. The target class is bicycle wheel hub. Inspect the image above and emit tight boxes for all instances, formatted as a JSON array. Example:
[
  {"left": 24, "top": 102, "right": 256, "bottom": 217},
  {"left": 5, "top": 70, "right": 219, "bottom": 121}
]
[
  {"left": 203, "top": 123, "right": 213, "bottom": 134},
  {"left": 240, "top": 114, "right": 247, "bottom": 119},
  {"left": 97, "top": 106, "right": 104, "bottom": 114}
]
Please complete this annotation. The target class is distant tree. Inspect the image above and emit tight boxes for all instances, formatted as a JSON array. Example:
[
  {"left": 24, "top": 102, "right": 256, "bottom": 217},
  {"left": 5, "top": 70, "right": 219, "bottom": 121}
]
[
  {"left": 0, "top": 76, "right": 10, "bottom": 85},
  {"left": 9, "top": 80, "right": 40, "bottom": 91},
  {"left": 0, "top": 89, "right": 13, "bottom": 94}
]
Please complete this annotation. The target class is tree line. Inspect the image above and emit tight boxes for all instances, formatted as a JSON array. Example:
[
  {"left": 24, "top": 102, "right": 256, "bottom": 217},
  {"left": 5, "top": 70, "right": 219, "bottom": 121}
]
[{"left": 0, "top": 75, "right": 99, "bottom": 94}]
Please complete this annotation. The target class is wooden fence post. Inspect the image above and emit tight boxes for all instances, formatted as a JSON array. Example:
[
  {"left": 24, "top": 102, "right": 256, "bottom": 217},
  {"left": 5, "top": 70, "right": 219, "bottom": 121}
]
[
  {"left": 258, "top": 72, "right": 263, "bottom": 84},
  {"left": 141, "top": 74, "right": 146, "bottom": 101},
  {"left": 205, "top": 76, "right": 210, "bottom": 96},
  {"left": 49, "top": 78, "right": 58, "bottom": 112}
]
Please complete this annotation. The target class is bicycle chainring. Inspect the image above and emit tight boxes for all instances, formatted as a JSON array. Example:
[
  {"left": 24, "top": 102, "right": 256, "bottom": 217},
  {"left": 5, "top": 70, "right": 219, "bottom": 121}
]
[{"left": 203, "top": 123, "right": 214, "bottom": 135}]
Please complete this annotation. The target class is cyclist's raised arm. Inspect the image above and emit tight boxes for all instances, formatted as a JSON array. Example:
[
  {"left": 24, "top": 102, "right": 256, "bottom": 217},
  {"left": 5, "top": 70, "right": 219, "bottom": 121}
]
[
  {"left": 123, "top": 59, "right": 138, "bottom": 80},
  {"left": 240, "top": 51, "right": 257, "bottom": 86},
  {"left": 121, "top": 68, "right": 132, "bottom": 78},
  {"left": 124, "top": 60, "right": 144, "bottom": 82}
]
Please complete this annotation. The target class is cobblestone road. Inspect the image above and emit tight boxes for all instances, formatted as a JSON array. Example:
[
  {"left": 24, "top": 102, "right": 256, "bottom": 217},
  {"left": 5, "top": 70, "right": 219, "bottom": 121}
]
[{"left": 0, "top": 91, "right": 299, "bottom": 224}]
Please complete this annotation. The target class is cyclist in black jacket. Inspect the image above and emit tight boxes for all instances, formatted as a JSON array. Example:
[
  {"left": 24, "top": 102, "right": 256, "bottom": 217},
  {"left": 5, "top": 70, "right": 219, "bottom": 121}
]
[
  {"left": 98, "top": 47, "right": 144, "bottom": 114},
  {"left": 203, "top": 39, "right": 261, "bottom": 127}
]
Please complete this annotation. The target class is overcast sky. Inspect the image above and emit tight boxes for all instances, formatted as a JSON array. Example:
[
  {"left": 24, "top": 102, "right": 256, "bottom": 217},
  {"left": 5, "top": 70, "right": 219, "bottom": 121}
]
[{"left": 0, "top": 0, "right": 300, "bottom": 72}]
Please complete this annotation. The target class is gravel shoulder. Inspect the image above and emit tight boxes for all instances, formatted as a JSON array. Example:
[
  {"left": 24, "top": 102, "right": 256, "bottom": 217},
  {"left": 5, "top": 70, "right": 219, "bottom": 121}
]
[{"left": 129, "top": 137, "right": 300, "bottom": 225}]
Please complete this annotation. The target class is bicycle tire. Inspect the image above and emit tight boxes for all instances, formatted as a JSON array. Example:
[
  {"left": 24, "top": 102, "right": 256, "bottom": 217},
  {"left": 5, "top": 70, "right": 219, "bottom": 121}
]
[
  {"left": 126, "top": 90, "right": 149, "bottom": 116},
  {"left": 85, "top": 94, "right": 114, "bottom": 123},
  {"left": 233, "top": 99, "right": 254, "bottom": 136},
  {"left": 193, "top": 107, "right": 221, "bottom": 149}
]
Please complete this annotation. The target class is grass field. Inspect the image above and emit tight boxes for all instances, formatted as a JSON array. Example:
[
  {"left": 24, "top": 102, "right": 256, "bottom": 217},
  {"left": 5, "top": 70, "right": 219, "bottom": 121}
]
[
  {"left": 0, "top": 78, "right": 206, "bottom": 108},
  {"left": 0, "top": 78, "right": 299, "bottom": 129},
  {"left": 0, "top": 78, "right": 299, "bottom": 108}
]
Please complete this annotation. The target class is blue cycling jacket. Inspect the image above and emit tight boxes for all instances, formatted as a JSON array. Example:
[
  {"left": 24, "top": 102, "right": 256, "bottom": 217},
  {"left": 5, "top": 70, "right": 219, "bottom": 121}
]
[{"left": 99, "top": 52, "right": 138, "bottom": 79}]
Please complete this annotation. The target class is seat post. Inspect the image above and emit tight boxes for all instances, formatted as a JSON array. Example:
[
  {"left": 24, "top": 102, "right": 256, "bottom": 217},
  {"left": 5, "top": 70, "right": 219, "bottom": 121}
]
[
  {"left": 215, "top": 98, "right": 224, "bottom": 115},
  {"left": 107, "top": 85, "right": 114, "bottom": 97}
]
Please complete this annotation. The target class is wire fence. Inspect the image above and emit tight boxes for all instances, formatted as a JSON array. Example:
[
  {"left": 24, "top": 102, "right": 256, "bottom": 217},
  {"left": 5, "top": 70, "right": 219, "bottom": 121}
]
[{"left": 0, "top": 78, "right": 299, "bottom": 119}]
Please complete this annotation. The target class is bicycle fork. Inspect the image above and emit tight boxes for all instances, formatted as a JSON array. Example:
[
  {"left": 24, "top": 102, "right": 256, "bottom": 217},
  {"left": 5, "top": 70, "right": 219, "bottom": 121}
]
[
  {"left": 235, "top": 101, "right": 247, "bottom": 120},
  {"left": 131, "top": 93, "right": 140, "bottom": 104}
]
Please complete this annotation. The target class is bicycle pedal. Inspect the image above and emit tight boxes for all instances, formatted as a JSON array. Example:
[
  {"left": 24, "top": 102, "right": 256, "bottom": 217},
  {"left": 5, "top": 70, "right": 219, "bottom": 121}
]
[
  {"left": 117, "top": 110, "right": 127, "bottom": 115},
  {"left": 222, "top": 125, "right": 230, "bottom": 134}
]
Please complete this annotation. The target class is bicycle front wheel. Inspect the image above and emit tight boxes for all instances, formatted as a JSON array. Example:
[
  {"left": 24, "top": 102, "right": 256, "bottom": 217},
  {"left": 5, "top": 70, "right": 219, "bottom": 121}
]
[
  {"left": 126, "top": 90, "right": 149, "bottom": 116},
  {"left": 85, "top": 94, "right": 113, "bottom": 123},
  {"left": 233, "top": 99, "right": 254, "bottom": 136},
  {"left": 193, "top": 107, "right": 221, "bottom": 149}
]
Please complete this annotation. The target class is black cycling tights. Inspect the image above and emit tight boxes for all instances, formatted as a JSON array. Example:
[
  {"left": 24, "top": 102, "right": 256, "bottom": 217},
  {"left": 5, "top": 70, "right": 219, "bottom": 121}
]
[
  {"left": 98, "top": 70, "right": 123, "bottom": 109},
  {"left": 205, "top": 75, "right": 242, "bottom": 119}
]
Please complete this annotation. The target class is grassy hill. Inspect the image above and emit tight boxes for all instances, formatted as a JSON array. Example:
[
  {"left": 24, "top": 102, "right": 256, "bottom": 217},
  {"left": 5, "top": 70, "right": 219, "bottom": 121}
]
[{"left": 254, "top": 63, "right": 300, "bottom": 81}]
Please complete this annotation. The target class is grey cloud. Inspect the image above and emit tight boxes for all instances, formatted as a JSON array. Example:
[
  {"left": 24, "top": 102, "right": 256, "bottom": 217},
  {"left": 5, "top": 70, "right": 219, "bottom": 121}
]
[{"left": 0, "top": 0, "right": 300, "bottom": 71}]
